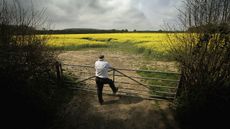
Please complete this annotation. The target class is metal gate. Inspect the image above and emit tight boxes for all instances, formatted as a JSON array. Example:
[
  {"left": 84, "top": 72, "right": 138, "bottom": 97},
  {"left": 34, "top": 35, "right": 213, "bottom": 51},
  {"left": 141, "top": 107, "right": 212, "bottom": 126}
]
[{"left": 61, "top": 64, "right": 181, "bottom": 101}]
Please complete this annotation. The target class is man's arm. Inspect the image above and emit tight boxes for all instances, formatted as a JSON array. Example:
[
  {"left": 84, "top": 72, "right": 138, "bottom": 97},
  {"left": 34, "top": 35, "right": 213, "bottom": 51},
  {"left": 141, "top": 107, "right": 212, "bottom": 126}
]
[
  {"left": 109, "top": 65, "right": 116, "bottom": 70},
  {"left": 107, "top": 63, "right": 115, "bottom": 70}
]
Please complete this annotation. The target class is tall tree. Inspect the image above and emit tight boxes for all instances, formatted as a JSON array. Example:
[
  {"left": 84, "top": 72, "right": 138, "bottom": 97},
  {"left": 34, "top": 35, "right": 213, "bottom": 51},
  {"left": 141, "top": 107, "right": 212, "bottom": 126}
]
[{"left": 168, "top": 0, "right": 230, "bottom": 129}]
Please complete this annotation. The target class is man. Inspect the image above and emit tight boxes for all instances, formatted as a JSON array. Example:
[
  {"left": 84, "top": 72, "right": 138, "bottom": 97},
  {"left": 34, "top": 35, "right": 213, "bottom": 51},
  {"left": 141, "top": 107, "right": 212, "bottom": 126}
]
[{"left": 95, "top": 55, "right": 118, "bottom": 105}]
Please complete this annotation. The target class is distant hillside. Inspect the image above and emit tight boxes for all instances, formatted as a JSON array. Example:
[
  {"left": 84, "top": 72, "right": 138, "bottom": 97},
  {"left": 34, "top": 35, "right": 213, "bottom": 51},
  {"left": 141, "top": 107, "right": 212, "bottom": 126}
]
[{"left": 36, "top": 28, "right": 180, "bottom": 34}]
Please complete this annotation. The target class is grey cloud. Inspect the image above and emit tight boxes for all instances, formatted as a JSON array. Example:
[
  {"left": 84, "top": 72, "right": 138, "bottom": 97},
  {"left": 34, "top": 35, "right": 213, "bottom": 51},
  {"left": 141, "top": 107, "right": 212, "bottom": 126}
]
[
  {"left": 157, "top": 0, "right": 171, "bottom": 6},
  {"left": 12, "top": 0, "right": 183, "bottom": 30}
]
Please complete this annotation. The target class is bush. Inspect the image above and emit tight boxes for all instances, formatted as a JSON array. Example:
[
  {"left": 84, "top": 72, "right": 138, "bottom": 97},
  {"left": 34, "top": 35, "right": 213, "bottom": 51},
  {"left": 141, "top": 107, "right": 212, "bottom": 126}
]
[
  {"left": 0, "top": 1, "right": 72, "bottom": 129},
  {"left": 168, "top": 0, "right": 230, "bottom": 129}
]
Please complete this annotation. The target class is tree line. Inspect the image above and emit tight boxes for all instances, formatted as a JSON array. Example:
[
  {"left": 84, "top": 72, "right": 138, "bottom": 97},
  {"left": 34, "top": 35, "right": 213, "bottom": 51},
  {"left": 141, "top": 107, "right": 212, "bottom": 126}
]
[{"left": 36, "top": 28, "right": 181, "bottom": 34}]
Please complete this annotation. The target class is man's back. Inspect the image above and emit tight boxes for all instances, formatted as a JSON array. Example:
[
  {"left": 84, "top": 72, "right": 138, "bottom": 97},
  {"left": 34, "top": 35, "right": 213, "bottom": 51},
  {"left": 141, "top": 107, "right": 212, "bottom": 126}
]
[{"left": 95, "top": 60, "right": 111, "bottom": 78}]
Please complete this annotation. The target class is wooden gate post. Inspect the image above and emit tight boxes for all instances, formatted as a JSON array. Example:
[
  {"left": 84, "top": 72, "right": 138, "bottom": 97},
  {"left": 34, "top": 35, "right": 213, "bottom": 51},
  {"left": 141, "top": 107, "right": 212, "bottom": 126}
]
[
  {"left": 175, "top": 68, "right": 184, "bottom": 98},
  {"left": 113, "top": 69, "right": 115, "bottom": 82},
  {"left": 55, "top": 61, "right": 62, "bottom": 82}
]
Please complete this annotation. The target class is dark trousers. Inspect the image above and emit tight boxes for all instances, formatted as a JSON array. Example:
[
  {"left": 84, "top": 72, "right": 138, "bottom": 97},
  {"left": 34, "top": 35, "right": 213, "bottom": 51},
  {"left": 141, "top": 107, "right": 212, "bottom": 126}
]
[{"left": 95, "top": 77, "right": 116, "bottom": 103}]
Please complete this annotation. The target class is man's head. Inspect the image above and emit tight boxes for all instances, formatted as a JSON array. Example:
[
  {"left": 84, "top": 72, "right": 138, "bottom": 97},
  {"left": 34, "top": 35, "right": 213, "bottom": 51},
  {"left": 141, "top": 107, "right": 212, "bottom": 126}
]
[{"left": 99, "top": 55, "right": 104, "bottom": 60}]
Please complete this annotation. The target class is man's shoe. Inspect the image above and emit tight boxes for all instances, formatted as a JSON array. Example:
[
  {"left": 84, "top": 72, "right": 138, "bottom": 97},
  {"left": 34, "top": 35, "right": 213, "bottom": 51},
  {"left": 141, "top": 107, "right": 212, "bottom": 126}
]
[
  {"left": 113, "top": 87, "right": 118, "bottom": 94},
  {"left": 99, "top": 100, "right": 104, "bottom": 105}
]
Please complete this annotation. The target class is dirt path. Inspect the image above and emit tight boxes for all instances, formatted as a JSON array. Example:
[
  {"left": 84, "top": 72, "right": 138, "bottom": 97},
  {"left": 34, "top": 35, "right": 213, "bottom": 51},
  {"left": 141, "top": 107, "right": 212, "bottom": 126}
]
[
  {"left": 52, "top": 49, "right": 180, "bottom": 129},
  {"left": 58, "top": 49, "right": 178, "bottom": 72}
]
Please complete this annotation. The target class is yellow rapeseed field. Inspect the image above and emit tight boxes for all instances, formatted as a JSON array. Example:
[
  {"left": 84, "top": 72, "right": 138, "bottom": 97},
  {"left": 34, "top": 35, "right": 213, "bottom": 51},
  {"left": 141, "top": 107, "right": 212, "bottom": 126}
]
[
  {"left": 47, "top": 33, "right": 175, "bottom": 53},
  {"left": 47, "top": 34, "right": 108, "bottom": 47}
]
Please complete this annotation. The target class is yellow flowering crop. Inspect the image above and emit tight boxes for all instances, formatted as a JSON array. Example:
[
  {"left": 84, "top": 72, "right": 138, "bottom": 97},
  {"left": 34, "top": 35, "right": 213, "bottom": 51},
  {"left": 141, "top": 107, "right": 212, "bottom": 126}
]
[
  {"left": 47, "top": 33, "right": 177, "bottom": 53},
  {"left": 47, "top": 34, "right": 108, "bottom": 47}
]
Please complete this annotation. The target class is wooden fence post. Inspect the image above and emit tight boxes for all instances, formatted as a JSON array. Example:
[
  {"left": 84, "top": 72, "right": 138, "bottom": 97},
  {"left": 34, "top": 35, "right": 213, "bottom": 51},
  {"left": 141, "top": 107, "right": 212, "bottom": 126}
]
[
  {"left": 175, "top": 68, "right": 184, "bottom": 98},
  {"left": 59, "top": 63, "right": 63, "bottom": 78},
  {"left": 55, "top": 61, "right": 62, "bottom": 82}
]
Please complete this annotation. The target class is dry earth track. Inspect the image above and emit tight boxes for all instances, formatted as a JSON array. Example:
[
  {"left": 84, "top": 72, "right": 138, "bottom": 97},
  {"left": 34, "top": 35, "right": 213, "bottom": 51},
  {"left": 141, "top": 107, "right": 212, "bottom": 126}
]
[{"left": 51, "top": 49, "right": 180, "bottom": 129}]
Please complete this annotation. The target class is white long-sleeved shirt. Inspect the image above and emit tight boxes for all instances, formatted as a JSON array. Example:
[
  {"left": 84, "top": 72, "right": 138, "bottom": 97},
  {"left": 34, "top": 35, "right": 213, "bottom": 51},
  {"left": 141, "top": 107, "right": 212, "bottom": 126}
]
[{"left": 95, "top": 59, "right": 111, "bottom": 78}]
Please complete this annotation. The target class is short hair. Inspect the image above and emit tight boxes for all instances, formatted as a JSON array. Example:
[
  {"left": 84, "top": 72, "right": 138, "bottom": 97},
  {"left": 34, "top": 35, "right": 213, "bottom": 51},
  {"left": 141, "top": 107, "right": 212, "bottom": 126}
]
[{"left": 99, "top": 55, "right": 104, "bottom": 59}]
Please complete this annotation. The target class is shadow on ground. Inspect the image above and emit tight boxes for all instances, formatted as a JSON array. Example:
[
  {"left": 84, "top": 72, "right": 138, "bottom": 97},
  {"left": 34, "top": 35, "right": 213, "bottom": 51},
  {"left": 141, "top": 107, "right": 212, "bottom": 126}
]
[
  {"left": 50, "top": 90, "right": 179, "bottom": 129},
  {"left": 102, "top": 95, "right": 144, "bottom": 105}
]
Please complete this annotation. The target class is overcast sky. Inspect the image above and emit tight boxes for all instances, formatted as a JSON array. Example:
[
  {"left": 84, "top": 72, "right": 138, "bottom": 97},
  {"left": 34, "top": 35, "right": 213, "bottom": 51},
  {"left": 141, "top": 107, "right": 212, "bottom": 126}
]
[{"left": 19, "top": 0, "right": 183, "bottom": 30}]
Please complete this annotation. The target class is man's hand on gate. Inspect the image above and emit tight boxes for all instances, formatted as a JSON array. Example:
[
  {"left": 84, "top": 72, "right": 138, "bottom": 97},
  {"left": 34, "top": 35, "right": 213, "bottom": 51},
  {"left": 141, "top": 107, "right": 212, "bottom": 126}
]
[{"left": 110, "top": 67, "right": 116, "bottom": 70}]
